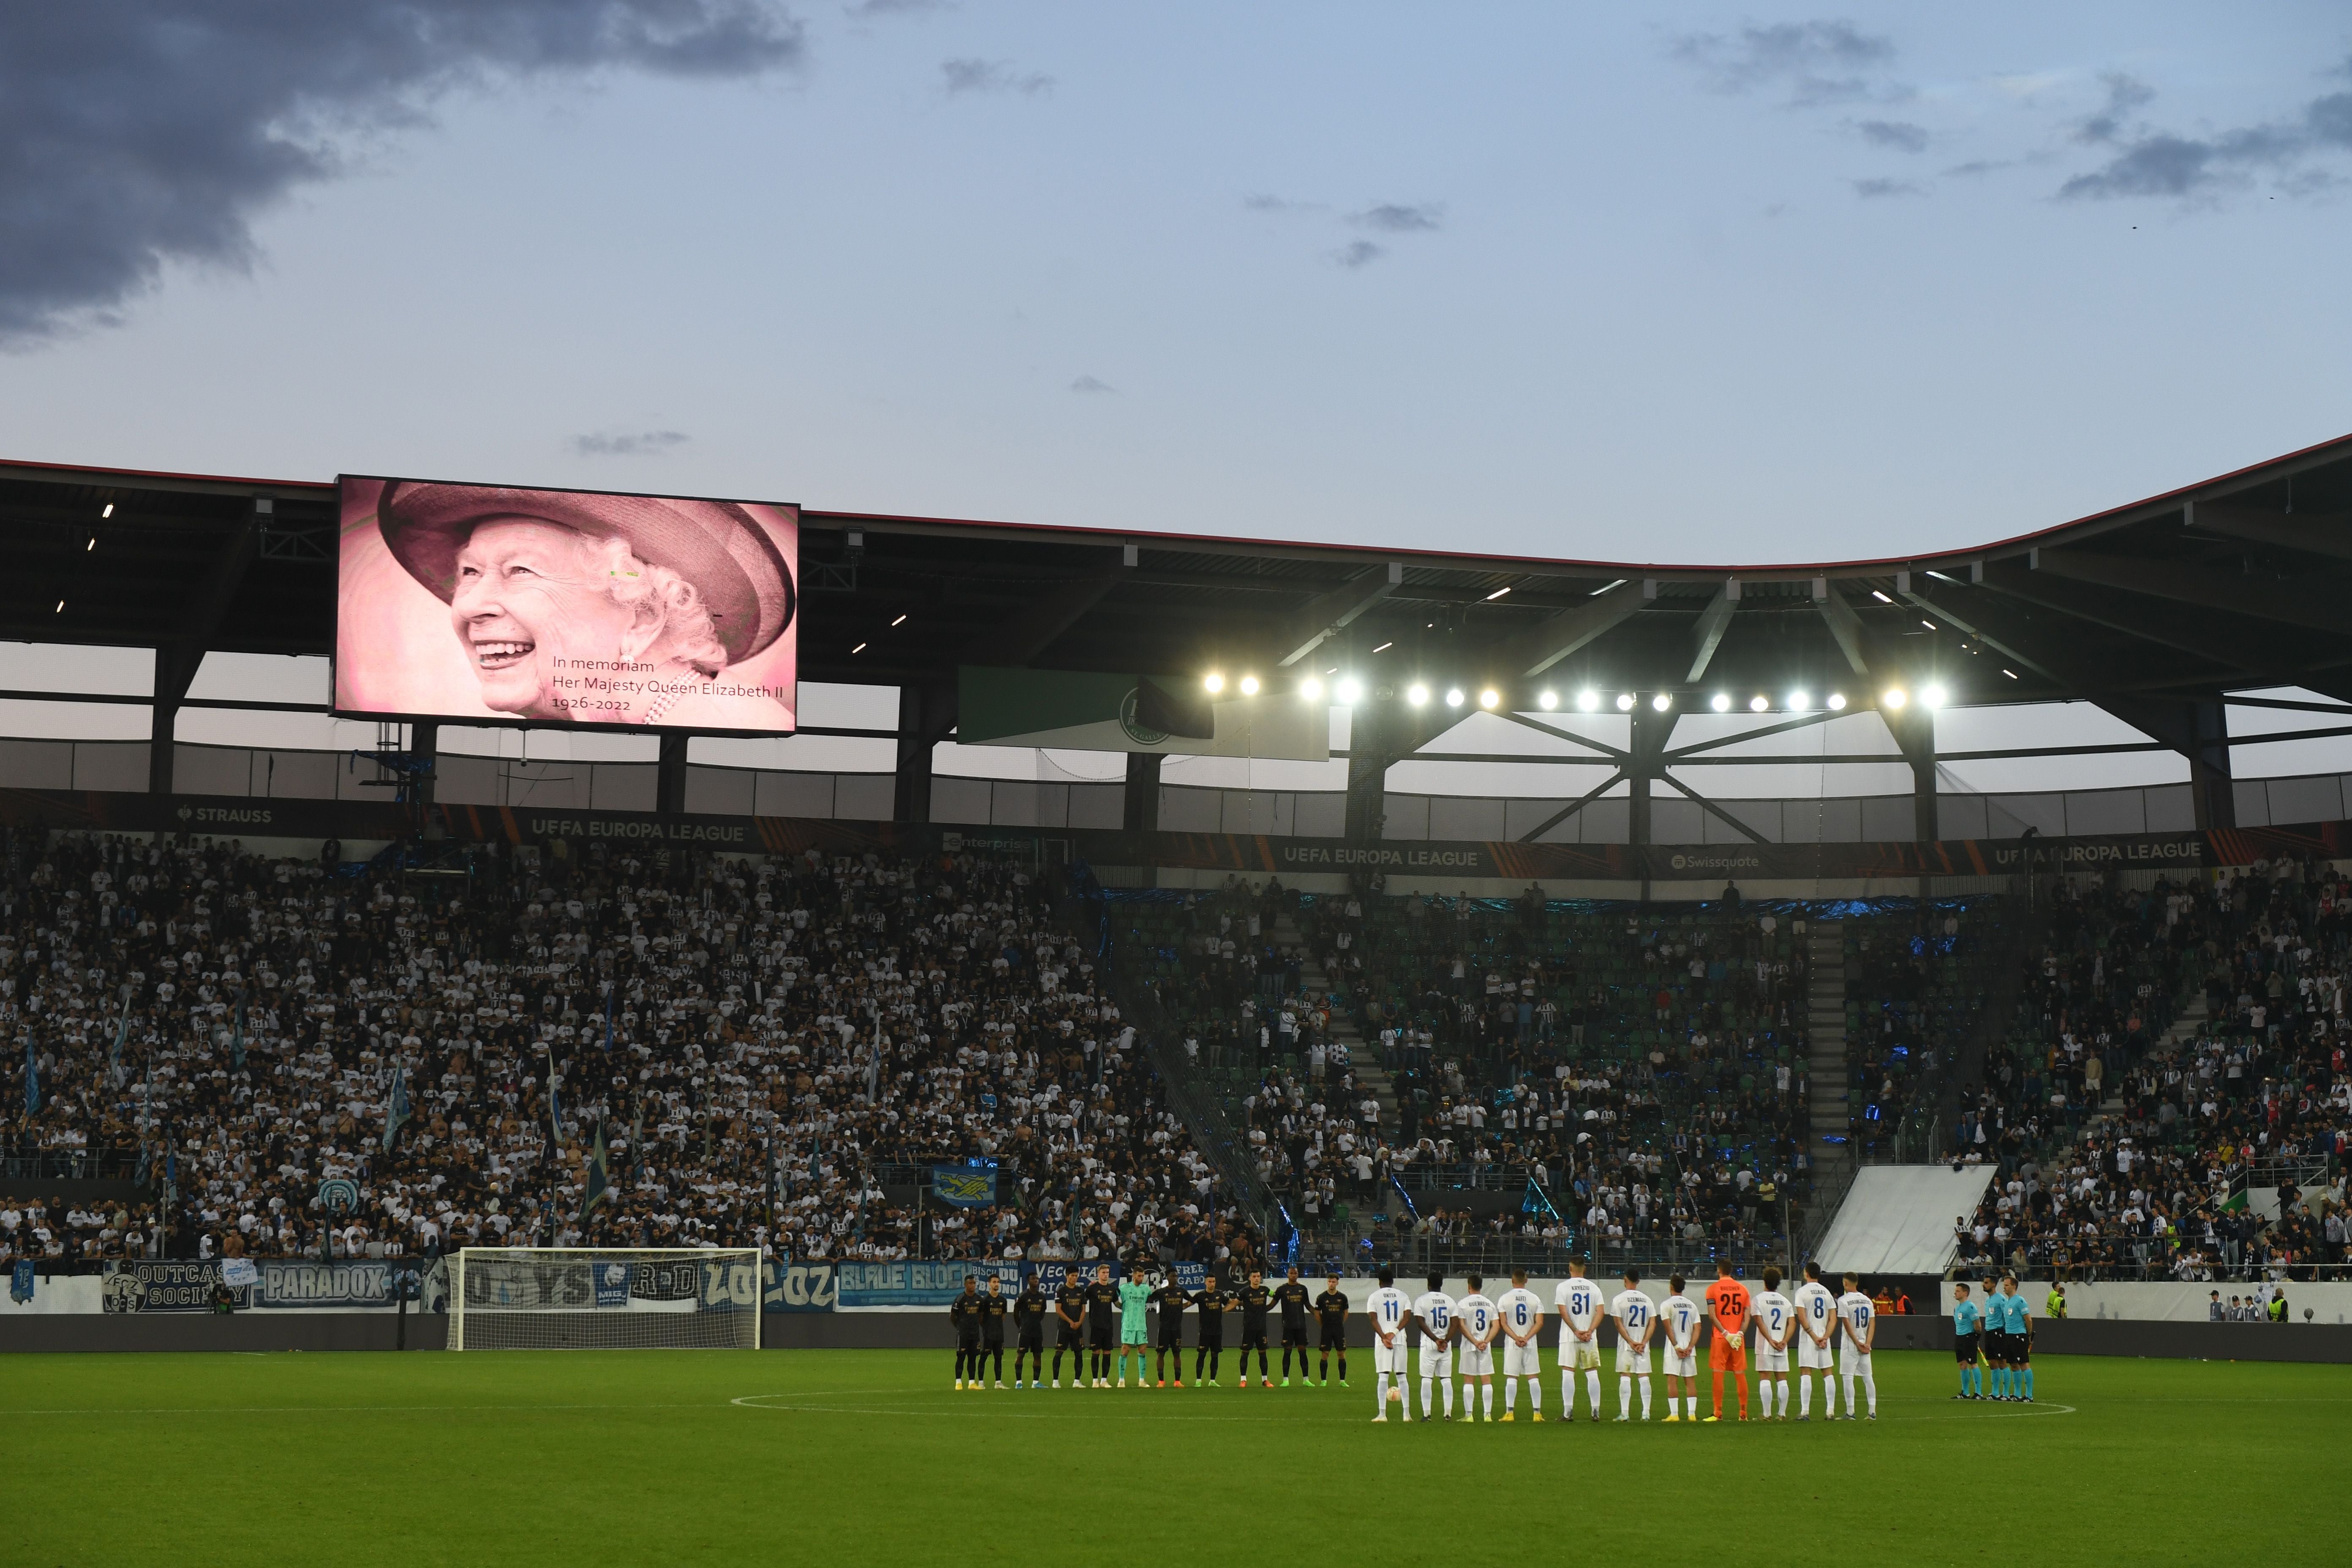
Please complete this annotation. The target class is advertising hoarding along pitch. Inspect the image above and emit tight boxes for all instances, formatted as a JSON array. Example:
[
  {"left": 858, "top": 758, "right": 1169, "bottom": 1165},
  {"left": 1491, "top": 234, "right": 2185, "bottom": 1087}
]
[{"left": 333, "top": 476, "right": 798, "bottom": 735}]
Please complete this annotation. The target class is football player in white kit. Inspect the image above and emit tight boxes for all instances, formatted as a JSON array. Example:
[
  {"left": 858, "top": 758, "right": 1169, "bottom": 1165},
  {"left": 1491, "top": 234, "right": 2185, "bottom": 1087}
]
[
  {"left": 1791, "top": 1260, "right": 1838, "bottom": 1421},
  {"left": 1496, "top": 1269, "right": 1547, "bottom": 1422},
  {"left": 1409, "top": 1273, "right": 1458, "bottom": 1422},
  {"left": 1554, "top": 1259, "right": 1604, "bottom": 1422},
  {"left": 1835, "top": 1271, "right": 1879, "bottom": 1421},
  {"left": 1364, "top": 1267, "right": 1412, "bottom": 1422},
  {"left": 1607, "top": 1269, "right": 1656, "bottom": 1421},
  {"left": 1658, "top": 1273, "right": 1702, "bottom": 1423},
  {"left": 1750, "top": 1265, "right": 1795, "bottom": 1420},
  {"left": 1456, "top": 1275, "right": 1500, "bottom": 1423}
]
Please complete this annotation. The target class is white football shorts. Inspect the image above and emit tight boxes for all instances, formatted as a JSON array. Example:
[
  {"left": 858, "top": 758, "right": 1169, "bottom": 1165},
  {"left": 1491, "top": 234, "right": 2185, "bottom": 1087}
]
[
  {"left": 1503, "top": 1341, "right": 1543, "bottom": 1378},
  {"left": 1459, "top": 1344, "right": 1495, "bottom": 1377},
  {"left": 1839, "top": 1346, "right": 1872, "bottom": 1371},
  {"left": 1418, "top": 1344, "right": 1454, "bottom": 1377},
  {"left": 1661, "top": 1349, "right": 1697, "bottom": 1379},
  {"left": 1614, "top": 1345, "right": 1653, "bottom": 1375},
  {"left": 1373, "top": 1341, "right": 1406, "bottom": 1376},
  {"left": 1557, "top": 1335, "right": 1601, "bottom": 1371},
  {"left": 1797, "top": 1339, "right": 1834, "bottom": 1371},
  {"left": 1753, "top": 1344, "right": 1791, "bottom": 1374}
]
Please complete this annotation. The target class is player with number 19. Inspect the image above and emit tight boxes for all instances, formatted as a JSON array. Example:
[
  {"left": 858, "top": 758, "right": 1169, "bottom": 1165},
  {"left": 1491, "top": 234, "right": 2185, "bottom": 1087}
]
[{"left": 1835, "top": 1272, "right": 1878, "bottom": 1421}]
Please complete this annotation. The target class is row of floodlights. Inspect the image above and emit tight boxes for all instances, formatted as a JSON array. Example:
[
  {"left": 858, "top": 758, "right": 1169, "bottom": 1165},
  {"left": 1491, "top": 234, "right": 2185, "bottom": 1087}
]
[{"left": 1200, "top": 672, "right": 1947, "bottom": 713}]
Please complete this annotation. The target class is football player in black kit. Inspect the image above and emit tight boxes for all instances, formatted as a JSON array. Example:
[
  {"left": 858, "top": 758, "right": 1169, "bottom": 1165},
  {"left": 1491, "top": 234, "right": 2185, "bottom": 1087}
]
[
  {"left": 1192, "top": 1274, "right": 1231, "bottom": 1386},
  {"left": 1051, "top": 1270, "right": 1090, "bottom": 1389},
  {"left": 949, "top": 1276, "right": 983, "bottom": 1391},
  {"left": 1274, "top": 1266, "right": 1315, "bottom": 1387},
  {"left": 978, "top": 1275, "right": 1010, "bottom": 1389},
  {"left": 1086, "top": 1263, "right": 1121, "bottom": 1389},
  {"left": 1315, "top": 1274, "right": 1351, "bottom": 1388},
  {"left": 1012, "top": 1274, "right": 1049, "bottom": 1389},
  {"left": 1151, "top": 1272, "right": 1191, "bottom": 1388},
  {"left": 1236, "top": 1270, "right": 1273, "bottom": 1388}
]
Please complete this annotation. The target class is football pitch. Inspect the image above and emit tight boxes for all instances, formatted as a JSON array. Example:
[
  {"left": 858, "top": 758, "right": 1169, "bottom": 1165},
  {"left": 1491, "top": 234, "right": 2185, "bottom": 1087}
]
[{"left": 7, "top": 1348, "right": 2343, "bottom": 1565}]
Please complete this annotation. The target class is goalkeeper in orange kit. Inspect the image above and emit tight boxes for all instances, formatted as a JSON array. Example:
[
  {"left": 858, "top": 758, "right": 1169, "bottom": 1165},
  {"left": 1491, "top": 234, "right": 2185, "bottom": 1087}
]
[{"left": 1704, "top": 1261, "right": 1752, "bottom": 1422}]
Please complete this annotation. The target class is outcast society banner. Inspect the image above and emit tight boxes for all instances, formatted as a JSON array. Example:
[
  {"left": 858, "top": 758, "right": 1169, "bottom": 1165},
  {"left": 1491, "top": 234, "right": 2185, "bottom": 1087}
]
[{"left": 6, "top": 787, "right": 2347, "bottom": 879}]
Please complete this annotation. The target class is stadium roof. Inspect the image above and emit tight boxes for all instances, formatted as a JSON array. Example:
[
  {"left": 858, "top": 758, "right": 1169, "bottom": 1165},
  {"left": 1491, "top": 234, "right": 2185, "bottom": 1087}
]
[{"left": 5, "top": 433, "right": 2352, "bottom": 724}]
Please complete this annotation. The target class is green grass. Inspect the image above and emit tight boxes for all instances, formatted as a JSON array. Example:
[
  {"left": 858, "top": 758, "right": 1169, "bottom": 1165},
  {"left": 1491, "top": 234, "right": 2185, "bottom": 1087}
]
[{"left": 5, "top": 1348, "right": 2342, "bottom": 1565}]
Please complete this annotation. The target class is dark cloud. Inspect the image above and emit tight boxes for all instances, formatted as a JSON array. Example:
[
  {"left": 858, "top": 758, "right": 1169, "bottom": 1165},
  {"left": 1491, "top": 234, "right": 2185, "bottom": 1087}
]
[
  {"left": 1943, "top": 159, "right": 2010, "bottom": 178},
  {"left": 2074, "top": 73, "right": 2154, "bottom": 144},
  {"left": 1243, "top": 193, "right": 1324, "bottom": 214},
  {"left": 1855, "top": 118, "right": 1927, "bottom": 152},
  {"left": 0, "top": 2, "right": 806, "bottom": 346},
  {"left": 940, "top": 57, "right": 1052, "bottom": 95},
  {"left": 1851, "top": 177, "right": 1925, "bottom": 199},
  {"left": 2061, "top": 60, "right": 2352, "bottom": 200},
  {"left": 1332, "top": 240, "right": 1386, "bottom": 269},
  {"left": 1352, "top": 202, "right": 1443, "bottom": 233},
  {"left": 571, "top": 430, "right": 691, "bottom": 456},
  {"left": 844, "top": 0, "right": 945, "bottom": 14},
  {"left": 1669, "top": 19, "right": 1898, "bottom": 107},
  {"left": 1068, "top": 375, "right": 1114, "bottom": 394}
]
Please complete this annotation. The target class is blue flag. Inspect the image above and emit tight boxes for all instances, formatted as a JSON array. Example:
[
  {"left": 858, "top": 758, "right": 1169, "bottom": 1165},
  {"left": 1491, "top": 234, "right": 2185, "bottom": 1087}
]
[{"left": 929, "top": 1164, "right": 997, "bottom": 1208}]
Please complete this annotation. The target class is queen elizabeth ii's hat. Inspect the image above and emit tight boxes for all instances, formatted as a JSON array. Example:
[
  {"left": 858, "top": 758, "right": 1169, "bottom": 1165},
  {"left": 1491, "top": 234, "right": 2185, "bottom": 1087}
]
[{"left": 375, "top": 480, "right": 795, "bottom": 666}]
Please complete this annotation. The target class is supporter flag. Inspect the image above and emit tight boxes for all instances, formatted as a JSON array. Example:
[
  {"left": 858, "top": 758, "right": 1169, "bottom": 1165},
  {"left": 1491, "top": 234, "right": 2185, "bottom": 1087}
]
[
  {"left": 580, "top": 1122, "right": 611, "bottom": 1225},
  {"left": 604, "top": 989, "right": 615, "bottom": 1054},
  {"left": 384, "top": 1064, "right": 410, "bottom": 1153},
  {"left": 930, "top": 1164, "right": 997, "bottom": 1208},
  {"left": 22, "top": 1036, "right": 36, "bottom": 1116},
  {"left": 109, "top": 985, "right": 133, "bottom": 1087},
  {"left": 230, "top": 989, "right": 248, "bottom": 1073},
  {"left": 547, "top": 1059, "right": 563, "bottom": 1148}
]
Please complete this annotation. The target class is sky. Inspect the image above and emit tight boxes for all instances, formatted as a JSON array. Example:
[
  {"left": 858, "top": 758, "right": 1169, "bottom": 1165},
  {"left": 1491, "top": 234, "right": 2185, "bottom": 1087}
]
[{"left": 4, "top": 2, "right": 2351, "bottom": 568}]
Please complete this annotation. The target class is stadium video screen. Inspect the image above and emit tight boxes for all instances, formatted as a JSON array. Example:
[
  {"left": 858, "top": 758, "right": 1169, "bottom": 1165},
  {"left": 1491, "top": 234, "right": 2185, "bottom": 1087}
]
[{"left": 334, "top": 476, "right": 798, "bottom": 734}]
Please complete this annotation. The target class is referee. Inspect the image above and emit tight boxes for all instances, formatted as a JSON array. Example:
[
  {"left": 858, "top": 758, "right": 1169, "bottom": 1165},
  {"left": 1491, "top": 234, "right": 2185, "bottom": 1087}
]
[{"left": 1949, "top": 1280, "right": 1982, "bottom": 1400}]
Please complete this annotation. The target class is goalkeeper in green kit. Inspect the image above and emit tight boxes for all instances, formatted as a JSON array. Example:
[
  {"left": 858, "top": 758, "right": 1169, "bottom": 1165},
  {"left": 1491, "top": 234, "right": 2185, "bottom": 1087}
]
[{"left": 1116, "top": 1267, "right": 1155, "bottom": 1388}]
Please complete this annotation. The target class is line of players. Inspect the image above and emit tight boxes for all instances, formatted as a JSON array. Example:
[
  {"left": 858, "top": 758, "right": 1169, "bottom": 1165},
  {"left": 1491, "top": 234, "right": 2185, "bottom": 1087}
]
[
  {"left": 1361, "top": 1260, "right": 1897, "bottom": 1424},
  {"left": 950, "top": 1263, "right": 1359, "bottom": 1390}
]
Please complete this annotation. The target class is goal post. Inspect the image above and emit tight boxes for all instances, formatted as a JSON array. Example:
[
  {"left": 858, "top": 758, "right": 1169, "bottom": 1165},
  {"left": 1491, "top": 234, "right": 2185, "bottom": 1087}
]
[{"left": 447, "top": 1248, "right": 763, "bottom": 1350}]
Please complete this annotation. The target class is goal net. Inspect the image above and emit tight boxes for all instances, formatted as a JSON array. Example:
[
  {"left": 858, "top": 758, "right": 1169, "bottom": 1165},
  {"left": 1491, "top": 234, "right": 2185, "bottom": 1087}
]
[{"left": 448, "top": 1248, "right": 763, "bottom": 1350}]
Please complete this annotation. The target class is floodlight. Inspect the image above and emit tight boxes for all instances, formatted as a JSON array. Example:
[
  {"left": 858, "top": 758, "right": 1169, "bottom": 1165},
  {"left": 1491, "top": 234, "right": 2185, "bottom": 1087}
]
[
  {"left": 1444, "top": 687, "right": 1465, "bottom": 708},
  {"left": 1827, "top": 692, "right": 1848, "bottom": 710},
  {"left": 1920, "top": 684, "right": 1947, "bottom": 708},
  {"left": 1576, "top": 690, "right": 1599, "bottom": 712},
  {"left": 1478, "top": 688, "right": 1500, "bottom": 709},
  {"left": 1538, "top": 690, "right": 1559, "bottom": 710},
  {"left": 1335, "top": 678, "right": 1364, "bottom": 705},
  {"left": 1881, "top": 687, "right": 1906, "bottom": 710},
  {"left": 1787, "top": 691, "right": 1810, "bottom": 712},
  {"left": 1407, "top": 683, "right": 1430, "bottom": 706},
  {"left": 1710, "top": 693, "right": 1731, "bottom": 713},
  {"left": 1650, "top": 693, "right": 1672, "bottom": 712},
  {"left": 1203, "top": 673, "right": 1225, "bottom": 694},
  {"left": 1239, "top": 675, "right": 1260, "bottom": 696},
  {"left": 1299, "top": 678, "right": 1323, "bottom": 701},
  {"left": 1614, "top": 693, "right": 1635, "bottom": 711}
]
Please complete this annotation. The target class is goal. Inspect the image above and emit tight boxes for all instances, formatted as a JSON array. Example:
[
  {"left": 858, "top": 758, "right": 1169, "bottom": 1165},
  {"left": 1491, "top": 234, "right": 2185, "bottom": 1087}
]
[{"left": 447, "top": 1248, "right": 763, "bottom": 1350}]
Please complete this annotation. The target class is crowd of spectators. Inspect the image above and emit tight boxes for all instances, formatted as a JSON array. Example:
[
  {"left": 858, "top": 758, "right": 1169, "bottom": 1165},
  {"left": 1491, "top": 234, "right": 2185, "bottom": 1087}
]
[
  {"left": 0, "top": 826, "right": 1252, "bottom": 1277},
  {"left": 1953, "top": 863, "right": 2352, "bottom": 1280}
]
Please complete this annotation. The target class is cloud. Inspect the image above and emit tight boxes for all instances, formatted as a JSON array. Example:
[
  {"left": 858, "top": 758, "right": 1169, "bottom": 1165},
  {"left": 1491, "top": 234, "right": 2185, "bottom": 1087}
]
[
  {"left": 1332, "top": 240, "right": 1386, "bottom": 268},
  {"left": 1068, "top": 376, "right": 1114, "bottom": 394},
  {"left": 0, "top": 2, "right": 805, "bottom": 346},
  {"left": 1855, "top": 118, "right": 1927, "bottom": 152},
  {"left": 1669, "top": 19, "right": 1898, "bottom": 107},
  {"left": 2074, "top": 73, "right": 2154, "bottom": 144},
  {"left": 940, "top": 57, "right": 1053, "bottom": 95},
  {"left": 845, "top": 0, "right": 945, "bottom": 14},
  {"left": 1351, "top": 202, "right": 1443, "bottom": 233},
  {"left": 571, "top": 430, "right": 691, "bottom": 456},
  {"left": 1852, "top": 177, "right": 1925, "bottom": 199},
  {"left": 1243, "top": 193, "right": 1324, "bottom": 214},
  {"left": 2061, "top": 59, "right": 2352, "bottom": 200}
]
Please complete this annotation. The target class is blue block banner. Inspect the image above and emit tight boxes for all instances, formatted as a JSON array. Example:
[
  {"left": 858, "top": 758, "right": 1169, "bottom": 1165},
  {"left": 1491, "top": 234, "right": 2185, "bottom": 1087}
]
[{"left": 836, "top": 1260, "right": 1022, "bottom": 1307}]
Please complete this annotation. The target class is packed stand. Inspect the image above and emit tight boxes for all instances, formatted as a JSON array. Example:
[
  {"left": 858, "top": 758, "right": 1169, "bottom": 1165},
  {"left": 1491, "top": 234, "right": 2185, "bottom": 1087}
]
[
  {"left": 1953, "top": 863, "right": 2351, "bottom": 1279},
  {"left": 0, "top": 826, "right": 1246, "bottom": 1277}
]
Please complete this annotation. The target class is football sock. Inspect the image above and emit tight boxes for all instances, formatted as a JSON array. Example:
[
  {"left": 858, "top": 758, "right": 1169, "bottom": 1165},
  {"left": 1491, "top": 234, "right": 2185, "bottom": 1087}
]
[
  {"left": 1820, "top": 1372, "right": 1838, "bottom": 1416},
  {"left": 1560, "top": 1370, "right": 1576, "bottom": 1416},
  {"left": 1337, "top": 1352, "right": 1347, "bottom": 1380},
  {"left": 1712, "top": 1371, "right": 1724, "bottom": 1417},
  {"left": 1686, "top": 1396, "right": 1699, "bottom": 1419},
  {"left": 1737, "top": 1378, "right": 1748, "bottom": 1417},
  {"left": 1481, "top": 1383, "right": 1494, "bottom": 1419},
  {"left": 1859, "top": 1369, "right": 1878, "bottom": 1416},
  {"left": 1638, "top": 1377, "right": 1653, "bottom": 1419},
  {"left": 2022, "top": 1368, "right": 2034, "bottom": 1399},
  {"left": 1778, "top": 1381, "right": 1790, "bottom": 1416},
  {"left": 1504, "top": 1381, "right": 1518, "bottom": 1414},
  {"left": 1421, "top": 1377, "right": 1435, "bottom": 1418},
  {"left": 1528, "top": 1381, "right": 1541, "bottom": 1413},
  {"left": 1443, "top": 1377, "right": 1455, "bottom": 1418},
  {"left": 1375, "top": 1372, "right": 1391, "bottom": 1412},
  {"left": 1586, "top": 1370, "right": 1602, "bottom": 1413},
  {"left": 1618, "top": 1375, "right": 1632, "bottom": 1415},
  {"left": 1320, "top": 1356, "right": 1330, "bottom": 1383},
  {"left": 1798, "top": 1375, "right": 1813, "bottom": 1417}
]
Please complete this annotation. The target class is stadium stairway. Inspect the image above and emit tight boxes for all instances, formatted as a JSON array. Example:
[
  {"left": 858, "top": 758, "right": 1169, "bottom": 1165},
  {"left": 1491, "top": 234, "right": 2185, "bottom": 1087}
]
[
  {"left": 1276, "top": 907, "right": 1399, "bottom": 1135},
  {"left": 2102, "top": 991, "right": 2209, "bottom": 1116},
  {"left": 1807, "top": 921, "right": 1851, "bottom": 1177}
]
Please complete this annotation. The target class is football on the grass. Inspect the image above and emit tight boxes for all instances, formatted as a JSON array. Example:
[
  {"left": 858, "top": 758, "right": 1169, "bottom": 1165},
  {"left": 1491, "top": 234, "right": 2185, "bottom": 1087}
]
[{"left": 1388, "top": 1387, "right": 1403, "bottom": 1402}]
